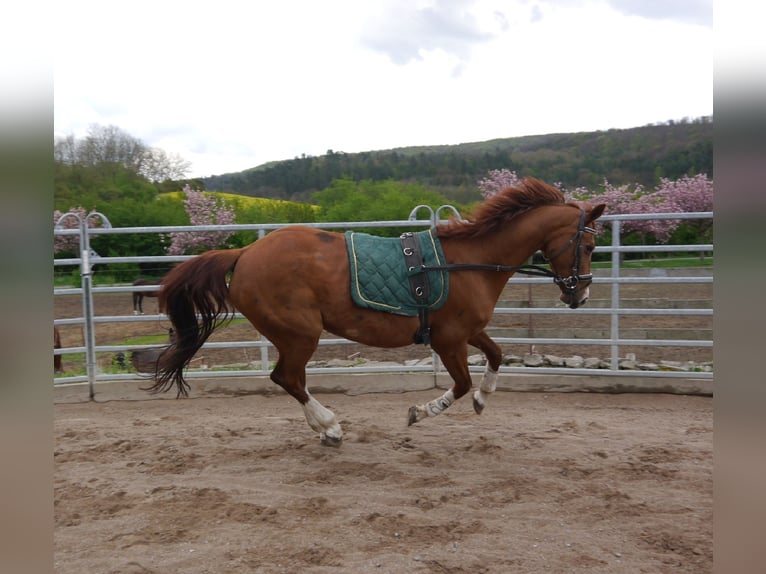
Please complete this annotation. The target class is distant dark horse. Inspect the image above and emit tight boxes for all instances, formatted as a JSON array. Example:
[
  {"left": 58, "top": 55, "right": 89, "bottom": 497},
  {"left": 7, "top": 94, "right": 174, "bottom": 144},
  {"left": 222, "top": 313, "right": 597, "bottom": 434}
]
[
  {"left": 132, "top": 278, "right": 163, "bottom": 314},
  {"left": 54, "top": 326, "right": 62, "bottom": 373},
  {"left": 150, "top": 178, "right": 605, "bottom": 446}
]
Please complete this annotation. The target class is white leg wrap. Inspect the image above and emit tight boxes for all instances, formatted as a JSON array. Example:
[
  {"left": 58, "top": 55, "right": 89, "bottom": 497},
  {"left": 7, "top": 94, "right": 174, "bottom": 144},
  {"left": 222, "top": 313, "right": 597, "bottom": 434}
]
[
  {"left": 473, "top": 366, "right": 498, "bottom": 411},
  {"left": 301, "top": 394, "right": 342, "bottom": 443},
  {"left": 425, "top": 389, "right": 455, "bottom": 417},
  {"left": 479, "top": 365, "right": 498, "bottom": 393},
  {"left": 410, "top": 389, "right": 455, "bottom": 424}
]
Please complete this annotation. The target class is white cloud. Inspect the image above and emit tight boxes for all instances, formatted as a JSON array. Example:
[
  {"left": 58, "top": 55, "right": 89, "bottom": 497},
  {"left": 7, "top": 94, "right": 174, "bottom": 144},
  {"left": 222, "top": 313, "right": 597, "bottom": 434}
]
[
  {"left": 359, "top": 0, "right": 499, "bottom": 65},
  {"left": 606, "top": 0, "right": 713, "bottom": 27}
]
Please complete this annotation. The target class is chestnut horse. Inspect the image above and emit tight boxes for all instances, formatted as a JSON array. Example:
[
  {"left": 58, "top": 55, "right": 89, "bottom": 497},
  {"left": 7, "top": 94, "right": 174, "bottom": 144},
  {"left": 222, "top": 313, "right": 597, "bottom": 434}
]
[
  {"left": 150, "top": 178, "right": 605, "bottom": 446},
  {"left": 132, "top": 278, "right": 163, "bottom": 314}
]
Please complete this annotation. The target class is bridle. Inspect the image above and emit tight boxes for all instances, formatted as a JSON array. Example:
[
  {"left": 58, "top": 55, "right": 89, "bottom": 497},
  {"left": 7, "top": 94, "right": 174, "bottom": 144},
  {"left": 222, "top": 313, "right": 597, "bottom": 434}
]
[
  {"left": 542, "top": 207, "right": 597, "bottom": 296},
  {"left": 418, "top": 206, "right": 597, "bottom": 297}
]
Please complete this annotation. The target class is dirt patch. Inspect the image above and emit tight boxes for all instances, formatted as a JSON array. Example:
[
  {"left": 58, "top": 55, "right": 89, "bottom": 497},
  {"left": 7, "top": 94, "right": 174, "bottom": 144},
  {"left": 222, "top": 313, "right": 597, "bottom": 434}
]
[{"left": 54, "top": 383, "right": 712, "bottom": 573}]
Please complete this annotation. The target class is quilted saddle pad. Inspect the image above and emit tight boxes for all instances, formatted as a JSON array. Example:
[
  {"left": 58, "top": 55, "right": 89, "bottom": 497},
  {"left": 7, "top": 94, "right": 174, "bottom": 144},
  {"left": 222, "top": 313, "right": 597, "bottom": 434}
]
[{"left": 345, "top": 229, "right": 449, "bottom": 316}]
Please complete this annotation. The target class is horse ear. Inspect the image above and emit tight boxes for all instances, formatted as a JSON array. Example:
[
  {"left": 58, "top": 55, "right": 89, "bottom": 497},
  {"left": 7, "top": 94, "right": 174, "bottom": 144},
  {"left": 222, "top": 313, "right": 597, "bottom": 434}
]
[{"left": 589, "top": 203, "right": 606, "bottom": 222}]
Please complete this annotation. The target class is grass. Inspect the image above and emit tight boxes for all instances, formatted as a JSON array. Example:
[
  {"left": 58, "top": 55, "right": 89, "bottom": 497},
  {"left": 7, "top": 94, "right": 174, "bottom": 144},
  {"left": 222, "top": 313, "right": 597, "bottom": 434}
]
[
  {"left": 124, "top": 334, "right": 171, "bottom": 346},
  {"left": 53, "top": 272, "right": 135, "bottom": 288}
]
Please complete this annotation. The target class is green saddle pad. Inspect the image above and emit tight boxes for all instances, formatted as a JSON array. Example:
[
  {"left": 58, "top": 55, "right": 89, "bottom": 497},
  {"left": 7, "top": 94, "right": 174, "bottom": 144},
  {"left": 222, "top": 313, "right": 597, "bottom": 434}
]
[{"left": 345, "top": 229, "right": 449, "bottom": 316}]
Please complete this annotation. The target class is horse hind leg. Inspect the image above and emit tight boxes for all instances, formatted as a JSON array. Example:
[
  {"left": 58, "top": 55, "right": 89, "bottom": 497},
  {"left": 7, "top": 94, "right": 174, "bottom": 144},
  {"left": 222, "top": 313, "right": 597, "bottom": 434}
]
[
  {"left": 302, "top": 392, "right": 343, "bottom": 447},
  {"left": 270, "top": 350, "right": 343, "bottom": 447},
  {"left": 468, "top": 331, "right": 503, "bottom": 415}
]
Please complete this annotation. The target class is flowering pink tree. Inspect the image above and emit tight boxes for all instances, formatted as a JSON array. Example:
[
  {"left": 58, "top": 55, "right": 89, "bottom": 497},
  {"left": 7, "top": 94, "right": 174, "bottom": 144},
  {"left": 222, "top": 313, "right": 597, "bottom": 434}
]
[
  {"left": 652, "top": 174, "right": 714, "bottom": 246},
  {"left": 579, "top": 181, "right": 678, "bottom": 241},
  {"left": 654, "top": 174, "right": 713, "bottom": 213},
  {"left": 166, "top": 185, "right": 236, "bottom": 255},
  {"left": 569, "top": 174, "right": 713, "bottom": 243},
  {"left": 54, "top": 206, "right": 97, "bottom": 254},
  {"left": 477, "top": 169, "right": 523, "bottom": 199}
]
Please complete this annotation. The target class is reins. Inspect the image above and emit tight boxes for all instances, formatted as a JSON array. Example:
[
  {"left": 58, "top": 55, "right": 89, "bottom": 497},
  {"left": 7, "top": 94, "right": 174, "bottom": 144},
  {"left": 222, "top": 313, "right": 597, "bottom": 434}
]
[{"left": 418, "top": 261, "right": 558, "bottom": 278}]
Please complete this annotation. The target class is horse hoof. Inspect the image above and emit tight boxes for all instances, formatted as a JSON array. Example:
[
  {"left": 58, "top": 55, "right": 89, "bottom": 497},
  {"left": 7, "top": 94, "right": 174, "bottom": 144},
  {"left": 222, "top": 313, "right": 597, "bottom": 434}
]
[
  {"left": 473, "top": 396, "right": 485, "bottom": 415},
  {"left": 320, "top": 433, "right": 343, "bottom": 447},
  {"left": 407, "top": 406, "right": 419, "bottom": 427}
]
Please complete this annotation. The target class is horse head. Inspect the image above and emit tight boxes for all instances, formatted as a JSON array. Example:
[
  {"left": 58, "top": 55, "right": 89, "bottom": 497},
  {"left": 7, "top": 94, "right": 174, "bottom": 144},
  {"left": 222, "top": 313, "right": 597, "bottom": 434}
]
[{"left": 542, "top": 202, "right": 606, "bottom": 309}]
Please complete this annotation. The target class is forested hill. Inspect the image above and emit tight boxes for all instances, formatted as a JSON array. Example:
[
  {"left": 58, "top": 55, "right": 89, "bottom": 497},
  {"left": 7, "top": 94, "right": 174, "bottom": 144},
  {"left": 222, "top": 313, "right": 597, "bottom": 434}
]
[{"left": 202, "top": 118, "right": 713, "bottom": 203}]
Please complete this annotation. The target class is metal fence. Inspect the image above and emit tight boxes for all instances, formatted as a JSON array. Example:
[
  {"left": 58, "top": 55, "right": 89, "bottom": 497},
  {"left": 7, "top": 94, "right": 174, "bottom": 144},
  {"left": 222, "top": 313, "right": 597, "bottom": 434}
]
[{"left": 54, "top": 210, "right": 713, "bottom": 398}]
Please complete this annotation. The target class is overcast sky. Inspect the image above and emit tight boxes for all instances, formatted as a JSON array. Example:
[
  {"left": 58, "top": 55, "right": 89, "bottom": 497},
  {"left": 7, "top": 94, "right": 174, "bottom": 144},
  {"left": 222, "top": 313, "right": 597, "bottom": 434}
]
[{"left": 53, "top": 0, "right": 713, "bottom": 178}]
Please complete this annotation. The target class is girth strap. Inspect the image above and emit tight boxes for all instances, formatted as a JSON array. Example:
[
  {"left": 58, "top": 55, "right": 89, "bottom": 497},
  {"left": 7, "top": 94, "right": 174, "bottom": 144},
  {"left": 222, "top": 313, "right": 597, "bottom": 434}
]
[{"left": 400, "top": 232, "right": 432, "bottom": 345}]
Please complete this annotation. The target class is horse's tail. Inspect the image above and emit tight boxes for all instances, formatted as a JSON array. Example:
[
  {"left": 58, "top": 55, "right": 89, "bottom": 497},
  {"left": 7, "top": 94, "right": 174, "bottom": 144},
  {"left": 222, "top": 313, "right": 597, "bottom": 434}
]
[{"left": 144, "top": 247, "right": 245, "bottom": 397}]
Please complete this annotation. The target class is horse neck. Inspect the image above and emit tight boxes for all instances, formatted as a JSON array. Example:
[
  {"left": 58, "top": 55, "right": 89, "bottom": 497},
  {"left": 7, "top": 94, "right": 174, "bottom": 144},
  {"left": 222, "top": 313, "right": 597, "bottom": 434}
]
[{"left": 443, "top": 205, "right": 566, "bottom": 267}]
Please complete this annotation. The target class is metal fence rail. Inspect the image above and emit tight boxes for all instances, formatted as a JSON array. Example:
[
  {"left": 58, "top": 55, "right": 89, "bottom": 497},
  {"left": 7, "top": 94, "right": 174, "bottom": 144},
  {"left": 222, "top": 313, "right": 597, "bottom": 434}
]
[{"left": 54, "top": 211, "right": 713, "bottom": 398}]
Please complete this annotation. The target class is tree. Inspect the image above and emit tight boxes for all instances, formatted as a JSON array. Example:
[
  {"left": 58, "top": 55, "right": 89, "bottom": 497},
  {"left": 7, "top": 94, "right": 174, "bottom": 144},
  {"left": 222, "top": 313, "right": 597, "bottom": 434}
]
[
  {"left": 652, "top": 174, "right": 714, "bottom": 251},
  {"left": 54, "top": 124, "right": 191, "bottom": 182},
  {"left": 654, "top": 174, "right": 713, "bottom": 213},
  {"left": 76, "top": 124, "right": 147, "bottom": 172},
  {"left": 54, "top": 161, "right": 160, "bottom": 213},
  {"left": 140, "top": 148, "right": 192, "bottom": 182},
  {"left": 569, "top": 174, "right": 714, "bottom": 243},
  {"left": 165, "top": 185, "right": 236, "bottom": 255},
  {"left": 53, "top": 133, "right": 78, "bottom": 165},
  {"left": 477, "top": 169, "right": 522, "bottom": 199},
  {"left": 312, "top": 178, "right": 452, "bottom": 235}
]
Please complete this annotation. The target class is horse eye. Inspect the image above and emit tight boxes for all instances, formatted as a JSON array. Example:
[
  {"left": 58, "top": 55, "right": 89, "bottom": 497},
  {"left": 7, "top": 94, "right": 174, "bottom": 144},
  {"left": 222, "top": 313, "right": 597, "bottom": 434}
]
[{"left": 584, "top": 245, "right": 595, "bottom": 254}]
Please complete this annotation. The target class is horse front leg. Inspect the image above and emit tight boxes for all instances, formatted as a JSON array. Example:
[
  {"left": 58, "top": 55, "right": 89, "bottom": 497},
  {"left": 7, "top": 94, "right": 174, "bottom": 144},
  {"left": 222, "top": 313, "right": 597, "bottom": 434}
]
[
  {"left": 468, "top": 330, "right": 503, "bottom": 415},
  {"left": 407, "top": 344, "right": 472, "bottom": 426}
]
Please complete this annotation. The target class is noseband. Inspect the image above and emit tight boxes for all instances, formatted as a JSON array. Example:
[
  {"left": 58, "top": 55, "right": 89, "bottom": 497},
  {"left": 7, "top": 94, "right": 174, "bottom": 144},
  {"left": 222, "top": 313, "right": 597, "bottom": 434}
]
[{"left": 543, "top": 207, "right": 597, "bottom": 295}]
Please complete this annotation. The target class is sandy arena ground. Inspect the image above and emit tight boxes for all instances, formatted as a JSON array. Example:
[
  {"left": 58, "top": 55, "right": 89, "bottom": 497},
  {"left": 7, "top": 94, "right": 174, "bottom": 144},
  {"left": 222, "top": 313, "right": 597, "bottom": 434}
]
[{"left": 54, "top": 381, "right": 711, "bottom": 574}]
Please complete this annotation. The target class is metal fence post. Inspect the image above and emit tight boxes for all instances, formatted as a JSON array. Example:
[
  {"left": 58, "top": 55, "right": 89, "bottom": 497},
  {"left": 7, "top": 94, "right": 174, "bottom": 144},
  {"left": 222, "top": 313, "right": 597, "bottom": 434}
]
[
  {"left": 610, "top": 220, "right": 621, "bottom": 370},
  {"left": 55, "top": 212, "right": 112, "bottom": 399}
]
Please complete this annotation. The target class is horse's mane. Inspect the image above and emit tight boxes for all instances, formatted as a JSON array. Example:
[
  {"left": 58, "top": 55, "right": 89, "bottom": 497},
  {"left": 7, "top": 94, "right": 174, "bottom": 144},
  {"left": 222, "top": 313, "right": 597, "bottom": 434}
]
[{"left": 437, "top": 177, "right": 565, "bottom": 240}]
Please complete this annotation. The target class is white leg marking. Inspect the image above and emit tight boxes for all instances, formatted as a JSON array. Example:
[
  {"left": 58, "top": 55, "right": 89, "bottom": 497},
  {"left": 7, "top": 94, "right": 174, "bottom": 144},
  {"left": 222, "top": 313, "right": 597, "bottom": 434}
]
[
  {"left": 301, "top": 393, "right": 343, "bottom": 444},
  {"left": 409, "top": 389, "right": 455, "bottom": 425},
  {"left": 473, "top": 365, "right": 498, "bottom": 413}
]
